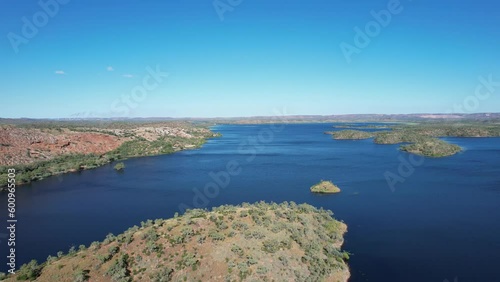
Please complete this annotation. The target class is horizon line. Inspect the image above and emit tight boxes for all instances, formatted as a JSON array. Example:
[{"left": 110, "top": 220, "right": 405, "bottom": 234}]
[{"left": 1, "top": 112, "right": 500, "bottom": 121}]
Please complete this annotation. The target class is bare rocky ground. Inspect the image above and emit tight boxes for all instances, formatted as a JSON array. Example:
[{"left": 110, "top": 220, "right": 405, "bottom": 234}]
[
  {"left": 0, "top": 123, "right": 214, "bottom": 167},
  {"left": 0, "top": 126, "right": 122, "bottom": 166}
]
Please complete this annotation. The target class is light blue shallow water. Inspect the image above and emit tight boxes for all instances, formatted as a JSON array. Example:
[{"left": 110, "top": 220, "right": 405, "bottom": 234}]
[{"left": 1, "top": 123, "right": 499, "bottom": 281}]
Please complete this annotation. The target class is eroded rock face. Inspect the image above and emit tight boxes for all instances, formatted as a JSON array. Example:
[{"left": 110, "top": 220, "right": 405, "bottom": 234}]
[
  {"left": 0, "top": 123, "right": 217, "bottom": 167},
  {"left": 0, "top": 126, "right": 123, "bottom": 166}
]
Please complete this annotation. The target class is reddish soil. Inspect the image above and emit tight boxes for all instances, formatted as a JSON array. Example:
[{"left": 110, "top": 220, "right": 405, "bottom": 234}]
[{"left": 0, "top": 126, "right": 123, "bottom": 166}]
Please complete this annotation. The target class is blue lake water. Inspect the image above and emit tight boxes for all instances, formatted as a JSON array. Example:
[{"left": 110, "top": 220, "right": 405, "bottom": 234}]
[{"left": 1, "top": 123, "right": 500, "bottom": 281}]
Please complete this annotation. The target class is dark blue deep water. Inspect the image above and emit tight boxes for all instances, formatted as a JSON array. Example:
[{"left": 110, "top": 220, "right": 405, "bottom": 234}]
[{"left": 1, "top": 123, "right": 500, "bottom": 281}]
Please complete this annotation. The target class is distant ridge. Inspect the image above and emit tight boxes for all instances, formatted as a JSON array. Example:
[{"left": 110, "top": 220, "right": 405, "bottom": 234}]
[{"left": 1, "top": 113, "right": 500, "bottom": 124}]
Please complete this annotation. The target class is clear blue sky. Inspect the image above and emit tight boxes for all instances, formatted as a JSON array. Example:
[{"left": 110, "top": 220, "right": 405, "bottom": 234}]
[{"left": 1, "top": 0, "right": 499, "bottom": 118}]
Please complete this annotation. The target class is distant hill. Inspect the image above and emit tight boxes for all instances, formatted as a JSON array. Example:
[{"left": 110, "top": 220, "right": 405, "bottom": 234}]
[
  {"left": 2, "top": 113, "right": 500, "bottom": 125},
  {"left": 211, "top": 113, "right": 500, "bottom": 124}
]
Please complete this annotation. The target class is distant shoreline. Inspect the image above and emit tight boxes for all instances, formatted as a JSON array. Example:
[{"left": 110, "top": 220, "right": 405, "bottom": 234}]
[
  {"left": 326, "top": 123, "right": 500, "bottom": 158},
  {"left": 0, "top": 122, "right": 220, "bottom": 189},
  {"left": 3, "top": 119, "right": 500, "bottom": 188},
  {"left": 2, "top": 112, "right": 500, "bottom": 124}
]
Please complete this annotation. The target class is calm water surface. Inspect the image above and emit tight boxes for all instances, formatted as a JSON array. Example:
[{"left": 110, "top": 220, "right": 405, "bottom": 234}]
[{"left": 1, "top": 123, "right": 500, "bottom": 281}]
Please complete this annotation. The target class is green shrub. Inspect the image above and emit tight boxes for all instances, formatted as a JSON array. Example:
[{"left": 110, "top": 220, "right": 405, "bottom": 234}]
[
  {"left": 261, "top": 239, "right": 280, "bottom": 253},
  {"left": 256, "top": 266, "right": 268, "bottom": 275},
  {"left": 150, "top": 266, "right": 173, "bottom": 282},
  {"left": 73, "top": 269, "right": 90, "bottom": 282},
  {"left": 106, "top": 254, "right": 131, "bottom": 282},
  {"left": 90, "top": 241, "right": 101, "bottom": 250},
  {"left": 208, "top": 231, "right": 225, "bottom": 241},
  {"left": 97, "top": 253, "right": 112, "bottom": 264},
  {"left": 230, "top": 245, "right": 244, "bottom": 257},
  {"left": 143, "top": 240, "right": 160, "bottom": 255},
  {"left": 46, "top": 255, "right": 56, "bottom": 263},
  {"left": 342, "top": 251, "right": 350, "bottom": 261},
  {"left": 231, "top": 221, "right": 248, "bottom": 231},
  {"left": 176, "top": 253, "right": 199, "bottom": 270},
  {"left": 114, "top": 162, "right": 125, "bottom": 171},
  {"left": 68, "top": 246, "right": 77, "bottom": 256},
  {"left": 108, "top": 246, "right": 120, "bottom": 257},
  {"left": 181, "top": 227, "right": 194, "bottom": 238},
  {"left": 237, "top": 262, "right": 251, "bottom": 280},
  {"left": 123, "top": 234, "right": 133, "bottom": 245},
  {"left": 140, "top": 220, "right": 153, "bottom": 228},
  {"left": 103, "top": 233, "right": 116, "bottom": 244},
  {"left": 243, "top": 230, "right": 265, "bottom": 240},
  {"left": 141, "top": 229, "right": 158, "bottom": 242},
  {"left": 16, "top": 260, "right": 42, "bottom": 281}
]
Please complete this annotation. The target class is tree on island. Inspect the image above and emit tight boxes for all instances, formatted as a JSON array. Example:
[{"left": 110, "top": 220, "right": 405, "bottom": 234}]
[{"left": 114, "top": 162, "right": 125, "bottom": 171}]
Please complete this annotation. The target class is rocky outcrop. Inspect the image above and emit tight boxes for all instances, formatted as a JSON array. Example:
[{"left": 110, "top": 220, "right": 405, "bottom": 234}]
[{"left": 0, "top": 126, "right": 123, "bottom": 166}]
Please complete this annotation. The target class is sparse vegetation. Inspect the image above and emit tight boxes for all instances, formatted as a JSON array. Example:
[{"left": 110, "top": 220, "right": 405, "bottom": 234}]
[
  {"left": 72, "top": 269, "right": 90, "bottom": 282},
  {"left": 329, "top": 130, "right": 373, "bottom": 140},
  {"left": 400, "top": 138, "right": 461, "bottom": 157},
  {"left": 150, "top": 266, "right": 173, "bottom": 282},
  {"left": 113, "top": 162, "right": 125, "bottom": 171},
  {"left": 0, "top": 122, "right": 220, "bottom": 188},
  {"left": 4, "top": 201, "right": 349, "bottom": 282},
  {"left": 106, "top": 254, "right": 131, "bottom": 282},
  {"left": 328, "top": 122, "right": 500, "bottom": 157},
  {"left": 310, "top": 180, "right": 341, "bottom": 194},
  {"left": 16, "top": 260, "right": 43, "bottom": 281}
]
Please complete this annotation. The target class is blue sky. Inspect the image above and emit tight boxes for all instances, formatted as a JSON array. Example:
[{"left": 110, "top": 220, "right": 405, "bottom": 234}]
[{"left": 1, "top": 0, "right": 499, "bottom": 118}]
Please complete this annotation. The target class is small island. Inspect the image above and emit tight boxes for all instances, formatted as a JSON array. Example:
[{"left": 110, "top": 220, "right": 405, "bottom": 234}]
[
  {"left": 310, "top": 180, "right": 341, "bottom": 194},
  {"left": 400, "top": 139, "right": 461, "bottom": 158},
  {"left": 0, "top": 121, "right": 221, "bottom": 189},
  {"left": 113, "top": 162, "right": 125, "bottom": 171},
  {"left": 325, "top": 122, "right": 500, "bottom": 158}
]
